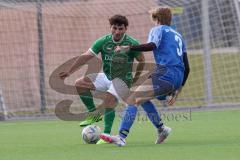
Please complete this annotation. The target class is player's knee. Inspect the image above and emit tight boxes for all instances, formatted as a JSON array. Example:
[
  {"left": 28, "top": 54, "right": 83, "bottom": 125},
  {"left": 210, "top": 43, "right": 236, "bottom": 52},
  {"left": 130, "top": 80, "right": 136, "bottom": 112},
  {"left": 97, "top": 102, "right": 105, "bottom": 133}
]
[
  {"left": 105, "top": 93, "right": 118, "bottom": 107},
  {"left": 136, "top": 98, "right": 145, "bottom": 106},
  {"left": 75, "top": 78, "right": 84, "bottom": 87},
  {"left": 126, "top": 95, "right": 136, "bottom": 105},
  {"left": 75, "top": 77, "right": 93, "bottom": 89},
  {"left": 74, "top": 78, "right": 90, "bottom": 94}
]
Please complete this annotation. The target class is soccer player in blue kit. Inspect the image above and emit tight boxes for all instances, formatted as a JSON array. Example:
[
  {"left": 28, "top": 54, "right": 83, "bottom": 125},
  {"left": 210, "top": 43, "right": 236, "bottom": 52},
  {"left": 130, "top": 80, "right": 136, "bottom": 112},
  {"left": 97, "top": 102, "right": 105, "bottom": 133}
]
[{"left": 100, "top": 7, "right": 190, "bottom": 146}]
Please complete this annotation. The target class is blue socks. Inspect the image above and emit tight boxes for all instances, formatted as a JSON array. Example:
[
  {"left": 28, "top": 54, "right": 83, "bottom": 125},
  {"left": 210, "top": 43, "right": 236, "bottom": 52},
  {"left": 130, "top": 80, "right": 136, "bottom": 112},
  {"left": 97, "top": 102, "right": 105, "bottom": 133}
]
[
  {"left": 119, "top": 101, "right": 163, "bottom": 139},
  {"left": 141, "top": 101, "right": 163, "bottom": 129},
  {"left": 119, "top": 105, "right": 137, "bottom": 138}
]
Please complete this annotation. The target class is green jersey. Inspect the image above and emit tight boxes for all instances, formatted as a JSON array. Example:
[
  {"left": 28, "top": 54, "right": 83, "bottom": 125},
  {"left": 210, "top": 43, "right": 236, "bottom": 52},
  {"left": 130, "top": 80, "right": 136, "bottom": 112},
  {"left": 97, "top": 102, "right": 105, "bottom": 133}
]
[{"left": 90, "top": 34, "right": 141, "bottom": 87}]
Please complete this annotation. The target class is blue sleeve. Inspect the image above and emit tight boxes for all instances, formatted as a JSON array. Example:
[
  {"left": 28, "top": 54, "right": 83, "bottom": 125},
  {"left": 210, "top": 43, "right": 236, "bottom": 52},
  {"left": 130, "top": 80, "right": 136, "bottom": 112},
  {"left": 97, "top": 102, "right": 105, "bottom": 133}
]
[
  {"left": 147, "top": 27, "right": 163, "bottom": 48},
  {"left": 182, "top": 39, "right": 187, "bottom": 53}
]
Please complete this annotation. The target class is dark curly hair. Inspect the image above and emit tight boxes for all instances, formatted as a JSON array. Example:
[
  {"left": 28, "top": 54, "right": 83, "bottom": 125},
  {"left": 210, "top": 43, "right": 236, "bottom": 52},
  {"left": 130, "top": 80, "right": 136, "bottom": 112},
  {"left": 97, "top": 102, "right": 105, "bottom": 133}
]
[{"left": 109, "top": 15, "right": 129, "bottom": 27}]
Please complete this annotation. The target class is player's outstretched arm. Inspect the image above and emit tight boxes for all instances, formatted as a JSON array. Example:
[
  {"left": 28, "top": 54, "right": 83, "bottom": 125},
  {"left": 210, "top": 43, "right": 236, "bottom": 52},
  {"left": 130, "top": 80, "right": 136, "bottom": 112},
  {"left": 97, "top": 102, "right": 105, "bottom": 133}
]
[
  {"left": 130, "top": 42, "right": 156, "bottom": 52},
  {"left": 132, "top": 53, "right": 145, "bottom": 84},
  {"left": 59, "top": 50, "right": 95, "bottom": 80},
  {"left": 115, "top": 42, "right": 156, "bottom": 53}
]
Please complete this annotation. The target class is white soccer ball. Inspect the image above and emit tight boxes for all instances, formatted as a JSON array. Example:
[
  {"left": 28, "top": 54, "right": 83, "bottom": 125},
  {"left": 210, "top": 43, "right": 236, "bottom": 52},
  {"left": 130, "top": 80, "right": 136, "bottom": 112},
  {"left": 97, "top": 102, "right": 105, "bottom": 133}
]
[{"left": 82, "top": 125, "right": 101, "bottom": 144}]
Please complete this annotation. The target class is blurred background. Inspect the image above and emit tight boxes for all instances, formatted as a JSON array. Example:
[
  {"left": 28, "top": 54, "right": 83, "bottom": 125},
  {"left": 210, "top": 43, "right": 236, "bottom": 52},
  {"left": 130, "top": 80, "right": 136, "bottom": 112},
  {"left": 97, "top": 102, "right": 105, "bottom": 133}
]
[{"left": 0, "top": 0, "right": 240, "bottom": 120}]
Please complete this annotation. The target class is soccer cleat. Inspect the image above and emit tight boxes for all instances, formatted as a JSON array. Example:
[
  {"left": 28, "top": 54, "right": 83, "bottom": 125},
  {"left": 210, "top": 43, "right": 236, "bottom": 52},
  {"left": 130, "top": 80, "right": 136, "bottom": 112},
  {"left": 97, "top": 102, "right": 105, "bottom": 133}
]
[
  {"left": 155, "top": 125, "right": 172, "bottom": 144},
  {"left": 79, "top": 113, "right": 103, "bottom": 127},
  {"left": 100, "top": 134, "right": 126, "bottom": 147},
  {"left": 96, "top": 138, "right": 109, "bottom": 145}
]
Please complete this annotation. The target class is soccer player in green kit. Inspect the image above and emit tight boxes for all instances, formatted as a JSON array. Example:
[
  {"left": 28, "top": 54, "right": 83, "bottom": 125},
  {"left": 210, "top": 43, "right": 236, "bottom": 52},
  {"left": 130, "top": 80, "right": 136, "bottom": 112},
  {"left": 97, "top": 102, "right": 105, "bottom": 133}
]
[{"left": 59, "top": 15, "right": 145, "bottom": 144}]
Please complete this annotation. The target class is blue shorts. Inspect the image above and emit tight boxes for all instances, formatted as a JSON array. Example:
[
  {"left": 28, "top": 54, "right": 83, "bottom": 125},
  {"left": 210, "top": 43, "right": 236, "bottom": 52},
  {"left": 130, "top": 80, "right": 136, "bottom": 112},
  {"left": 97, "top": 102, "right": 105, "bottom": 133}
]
[
  {"left": 156, "top": 95, "right": 167, "bottom": 101},
  {"left": 150, "top": 65, "right": 184, "bottom": 96}
]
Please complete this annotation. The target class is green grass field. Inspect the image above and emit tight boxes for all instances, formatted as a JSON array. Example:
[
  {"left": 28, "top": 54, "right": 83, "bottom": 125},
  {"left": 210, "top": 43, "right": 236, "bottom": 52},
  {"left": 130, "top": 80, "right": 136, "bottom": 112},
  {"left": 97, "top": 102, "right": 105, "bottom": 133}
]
[{"left": 1, "top": 109, "right": 240, "bottom": 160}]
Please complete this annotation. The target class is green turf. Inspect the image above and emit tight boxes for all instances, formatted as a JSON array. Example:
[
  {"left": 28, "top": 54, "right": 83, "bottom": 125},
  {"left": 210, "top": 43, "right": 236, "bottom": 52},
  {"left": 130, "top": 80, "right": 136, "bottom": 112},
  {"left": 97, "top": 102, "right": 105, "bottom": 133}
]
[{"left": 0, "top": 109, "right": 240, "bottom": 160}]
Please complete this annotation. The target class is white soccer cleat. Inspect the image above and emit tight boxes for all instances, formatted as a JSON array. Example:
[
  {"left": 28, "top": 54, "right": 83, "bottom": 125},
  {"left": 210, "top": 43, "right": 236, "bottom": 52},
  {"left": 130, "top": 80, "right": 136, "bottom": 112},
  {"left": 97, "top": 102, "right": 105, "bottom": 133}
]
[
  {"left": 155, "top": 125, "right": 172, "bottom": 144},
  {"left": 100, "top": 133, "right": 126, "bottom": 147}
]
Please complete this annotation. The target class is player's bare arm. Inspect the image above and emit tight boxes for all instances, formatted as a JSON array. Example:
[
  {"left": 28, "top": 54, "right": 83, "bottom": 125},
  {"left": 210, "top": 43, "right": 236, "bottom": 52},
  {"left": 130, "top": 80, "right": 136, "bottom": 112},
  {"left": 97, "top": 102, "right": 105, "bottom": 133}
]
[
  {"left": 115, "top": 42, "right": 157, "bottom": 53},
  {"left": 132, "top": 53, "right": 145, "bottom": 84},
  {"left": 59, "top": 50, "right": 95, "bottom": 79}
]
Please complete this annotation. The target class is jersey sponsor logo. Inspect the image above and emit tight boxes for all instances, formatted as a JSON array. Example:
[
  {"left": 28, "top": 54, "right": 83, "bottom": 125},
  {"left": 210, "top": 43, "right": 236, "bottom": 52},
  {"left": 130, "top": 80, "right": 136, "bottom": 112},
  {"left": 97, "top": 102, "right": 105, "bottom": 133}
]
[
  {"left": 103, "top": 41, "right": 115, "bottom": 54},
  {"left": 104, "top": 54, "right": 113, "bottom": 61},
  {"left": 104, "top": 53, "right": 129, "bottom": 62},
  {"left": 103, "top": 39, "right": 133, "bottom": 54}
]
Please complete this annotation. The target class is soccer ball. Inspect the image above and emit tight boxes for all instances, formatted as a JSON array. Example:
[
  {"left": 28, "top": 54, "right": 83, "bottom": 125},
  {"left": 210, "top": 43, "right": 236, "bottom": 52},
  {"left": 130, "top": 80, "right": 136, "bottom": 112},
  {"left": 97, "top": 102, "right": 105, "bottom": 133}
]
[{"left": 82, "top": 125, "right": 101, "bottom": 144}]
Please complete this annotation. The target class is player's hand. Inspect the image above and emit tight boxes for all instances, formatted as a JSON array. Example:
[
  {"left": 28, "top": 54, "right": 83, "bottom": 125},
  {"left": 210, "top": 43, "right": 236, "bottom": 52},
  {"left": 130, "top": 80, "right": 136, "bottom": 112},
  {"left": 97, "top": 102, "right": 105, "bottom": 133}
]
[
  {"left": 115, "top": 45, "right": 130, "bottom": 53},
  {"left": 59, "top": 71, "right": 70, "bottom": 80},
  {"left": 167, "top": 88, "right": 182, "bottom": 105}
]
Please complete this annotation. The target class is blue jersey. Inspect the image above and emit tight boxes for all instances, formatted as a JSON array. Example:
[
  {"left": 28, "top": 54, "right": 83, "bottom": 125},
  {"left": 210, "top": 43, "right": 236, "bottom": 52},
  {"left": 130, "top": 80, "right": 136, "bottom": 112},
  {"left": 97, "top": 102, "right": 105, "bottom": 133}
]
[{"left": 147, "top": 25, "right": 186, "bottom": 71}]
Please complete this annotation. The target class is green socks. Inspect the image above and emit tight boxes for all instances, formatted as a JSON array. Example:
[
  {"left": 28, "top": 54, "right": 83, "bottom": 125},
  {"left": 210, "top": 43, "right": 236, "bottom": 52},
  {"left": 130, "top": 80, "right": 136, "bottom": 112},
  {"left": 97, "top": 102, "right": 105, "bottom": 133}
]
[
  {"left": 79, "top": 91, "right": 96, "bottom": 112},
  {"left": 79, "top": 91, "right": 116, "bottom": 134},
  {"left": 104, "top": 108, "right": 115, "bottom": 134}
]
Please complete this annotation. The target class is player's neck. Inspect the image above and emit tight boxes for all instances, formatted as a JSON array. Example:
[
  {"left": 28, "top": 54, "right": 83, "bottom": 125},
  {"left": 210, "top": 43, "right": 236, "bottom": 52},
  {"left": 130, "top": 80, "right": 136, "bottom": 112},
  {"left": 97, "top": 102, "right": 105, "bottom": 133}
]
[
  {"left": 154, "top": 21, "right": 161, "bottom": 26},
  {"left": 112, "top": 34, "right": 126, "bottom": 44}
]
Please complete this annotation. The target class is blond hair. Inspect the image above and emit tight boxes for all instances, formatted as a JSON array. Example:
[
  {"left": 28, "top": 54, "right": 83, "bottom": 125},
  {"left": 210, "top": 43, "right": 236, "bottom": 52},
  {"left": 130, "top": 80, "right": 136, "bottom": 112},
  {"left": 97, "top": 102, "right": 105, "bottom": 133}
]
[{"left": 149, "top": 7, "right": 172, "bottom": 26}]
